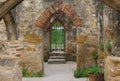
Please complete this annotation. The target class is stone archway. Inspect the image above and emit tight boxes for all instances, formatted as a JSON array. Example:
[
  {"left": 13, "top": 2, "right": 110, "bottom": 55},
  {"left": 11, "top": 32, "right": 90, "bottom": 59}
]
[
  {"left": 35, "top": 1, "right": 83, "bottom": 63},
  {"left": 35, "top": 1, "right": 82, "bottom": 64}
]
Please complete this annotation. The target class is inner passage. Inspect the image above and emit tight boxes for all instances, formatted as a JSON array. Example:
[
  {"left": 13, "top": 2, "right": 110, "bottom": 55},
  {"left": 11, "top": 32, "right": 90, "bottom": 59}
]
[{"left": 51, "top": 21, "right": 65, "bottom": 53}]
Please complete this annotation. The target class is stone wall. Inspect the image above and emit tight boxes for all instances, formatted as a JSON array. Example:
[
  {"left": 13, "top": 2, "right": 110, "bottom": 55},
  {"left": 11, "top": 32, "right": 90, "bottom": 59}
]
[
  {"left": 96, "top": 0, "right": 120, "bottom": 68},
  {"left": 5, "top": 40, "right": 43, "bottom": 73},
  {"left": 0, "top": 55, "right": 22, "bottom": 81},
  {"left": 0, "top": 0, "right": 99, "bottom": 70},
  {"left": 76, "top": 0, "right": 99, "bottom": 69},
  {"left": 12, "top": 0, "right": 44, "bottom": 73},
  {"left": 1, "top": 0, "right": 120, "bottom": 73}
]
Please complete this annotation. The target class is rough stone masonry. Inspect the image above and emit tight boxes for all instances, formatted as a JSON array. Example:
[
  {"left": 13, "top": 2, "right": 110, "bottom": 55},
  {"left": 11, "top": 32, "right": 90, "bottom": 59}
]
[{"left": 0, "top": 0, "right": 120, "bottom": 81}]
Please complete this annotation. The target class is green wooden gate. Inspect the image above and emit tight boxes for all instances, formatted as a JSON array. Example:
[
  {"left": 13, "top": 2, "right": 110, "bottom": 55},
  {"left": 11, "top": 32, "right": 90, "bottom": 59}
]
[{"left": 51, "top": 21, "right": 65, "bottom": 53}]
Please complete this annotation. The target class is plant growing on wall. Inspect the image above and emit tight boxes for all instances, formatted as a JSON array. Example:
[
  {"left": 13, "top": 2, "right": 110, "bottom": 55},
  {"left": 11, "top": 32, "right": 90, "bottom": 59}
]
[
  {"left": 92, "top": 51, "right": 98, "bottom": 63},
  {"left": 99, "top": 42, "right": 104, "bottom": 52},
  {"left": 105, "top": 40, "right": 112, "bottom": 52}
]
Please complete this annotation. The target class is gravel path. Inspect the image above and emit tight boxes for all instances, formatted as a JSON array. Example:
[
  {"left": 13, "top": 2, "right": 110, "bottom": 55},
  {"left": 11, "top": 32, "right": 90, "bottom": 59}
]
[{"left": 23, "top": 62, "right": 88, "bottom": 81}]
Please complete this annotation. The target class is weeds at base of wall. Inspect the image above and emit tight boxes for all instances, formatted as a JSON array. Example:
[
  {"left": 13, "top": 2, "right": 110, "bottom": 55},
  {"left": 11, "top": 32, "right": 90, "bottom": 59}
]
[{"left": 22, "top": 68, "right": 43, "bottom": 77}]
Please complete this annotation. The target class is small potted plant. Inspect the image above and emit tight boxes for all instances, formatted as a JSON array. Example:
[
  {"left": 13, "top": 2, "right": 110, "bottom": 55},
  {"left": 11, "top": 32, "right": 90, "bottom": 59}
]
[
  {"left": 88, "top": 64, "right": 104, "bottom": 81},
  {"left": 88, "top": 51, "right": 104, "bottom": 81}
]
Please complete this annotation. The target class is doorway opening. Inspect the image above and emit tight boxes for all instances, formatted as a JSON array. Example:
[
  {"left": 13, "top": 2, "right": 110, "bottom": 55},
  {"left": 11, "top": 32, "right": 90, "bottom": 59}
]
[{"left": 50, "top": 21, "right": 65, "bottom": 54}]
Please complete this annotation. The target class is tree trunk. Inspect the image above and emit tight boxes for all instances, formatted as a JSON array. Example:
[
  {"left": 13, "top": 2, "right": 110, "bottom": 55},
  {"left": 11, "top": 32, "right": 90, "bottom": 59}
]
[
  {"left": 102, "top": 0, "right": 120, "bottom": 11},
  {"left": 3, "top": 11, "right": 18, "bottom": 41},
  {"left": 0, "top": 0, "right": 23, "bottom": 19}
]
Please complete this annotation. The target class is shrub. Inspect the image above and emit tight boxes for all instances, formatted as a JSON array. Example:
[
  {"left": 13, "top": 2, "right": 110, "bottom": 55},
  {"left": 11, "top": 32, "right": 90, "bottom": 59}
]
[
  {"left": 87, "top": 64, "right": 103, "bottom": 75},
  {"left": 105, "top": 40, "right": 112, "bottom": 52},
  {"left": 74, "top": 67, "right": 92, "bottom": 78},
  {"left": 74, "top": 64, "right": 104, "bottom": 78},
  {"left": 74, "top": 69, "right": 83, "bottom": 78},
  {"left": 74, "top": 68, "right": 87, "bottom": 78},
  {"left": 82, "top": 68, "right": 90, "bottom": 77}
]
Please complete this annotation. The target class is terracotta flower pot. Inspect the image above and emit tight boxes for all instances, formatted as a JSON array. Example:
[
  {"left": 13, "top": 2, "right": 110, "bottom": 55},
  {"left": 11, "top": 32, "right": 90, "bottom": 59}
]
[
  {"left": 88, "top": 74, "right": 104, "bottom": 81},
  {"left": 88, "top": 74, "right": 97, "bottom": 81}
]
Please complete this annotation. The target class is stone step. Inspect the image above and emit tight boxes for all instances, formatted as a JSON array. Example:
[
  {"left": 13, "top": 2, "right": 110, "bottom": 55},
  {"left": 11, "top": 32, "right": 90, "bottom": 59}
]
[
  {"left": 48, "top": 59, "right": 66, "bottom": 64},
  {"left": 49, "top": 53, "right": 65, "bottom": 56},
  {"left": 49, "top": 56, "right": 65, "bottom": 59}
]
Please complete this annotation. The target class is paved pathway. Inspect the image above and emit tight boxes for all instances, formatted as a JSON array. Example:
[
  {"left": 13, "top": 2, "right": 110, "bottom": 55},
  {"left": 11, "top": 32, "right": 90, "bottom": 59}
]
[{"left": 23, "top": 62, "right": 88, "bottom": 81}]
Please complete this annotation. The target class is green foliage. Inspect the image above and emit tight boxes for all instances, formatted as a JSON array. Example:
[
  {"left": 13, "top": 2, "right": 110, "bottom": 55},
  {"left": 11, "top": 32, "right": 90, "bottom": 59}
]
[
  {"left": 22, "top": 68, "right": 30, "bottom": 77},
  {"left": 87, "top": 64, "right": 104, "bottom": 75},
  {"left": 92, "top": 51, "right": 98, "bottom": 62},
  {"left": 22, "top": 68, "right": 43, "bottom": 77},
  {"left": 105, "top": 40, "right": 112, "bottom": 52},
  {"left": 82, "top": 68, "right": 90, "bottom": 77},
  {"left": 74, "top": 67, "right": 91, "bottom": 78},
  {"left": 74, "top": 64, "right": 104, "bottom": 78},
  {"left": 30, "top": 71, "right": 43, "bottom": 77},
  {"left": 74, "top": 68, "right": 85, "bottom": 78},
  {"left": 99, "top": 42, "right": 104, "bottom": 51}
]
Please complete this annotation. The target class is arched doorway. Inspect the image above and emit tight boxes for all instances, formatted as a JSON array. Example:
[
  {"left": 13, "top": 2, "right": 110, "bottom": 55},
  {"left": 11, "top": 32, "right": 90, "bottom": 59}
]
[
  {"left": 35, "top": 0, "right": 83, "bottom": 66},
  {"left": 50, "top": 21, "right": 65, "bottom": 54}
]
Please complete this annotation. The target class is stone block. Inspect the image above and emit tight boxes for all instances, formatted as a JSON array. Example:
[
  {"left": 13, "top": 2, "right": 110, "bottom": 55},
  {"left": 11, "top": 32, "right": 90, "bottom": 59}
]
[
  {"left": 23, "top": 34, "right": 42, "bottom": 44},
  {"left": 105, "top": 56, "right": 120, "bottom": 81},
  {"left": 77, "top": 35, "right": 87, "bottom": 44}
]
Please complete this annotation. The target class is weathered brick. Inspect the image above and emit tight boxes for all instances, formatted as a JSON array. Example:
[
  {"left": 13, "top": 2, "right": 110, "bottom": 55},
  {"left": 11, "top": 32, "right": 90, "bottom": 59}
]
[
  {"left": 35, "top": 1, "right": 82, "bottom": 28},
  {"left": 48, "top": 5, "right": 56, "bottom": 14},
  {"left": 60, "top": 3, "right": 68, "bottom": 11},
  {"left": 74, "top": 19, "right": 81, "bottom": 26},
  {"left": 43, "top": 9, "right": 51, "bottom": 19}
]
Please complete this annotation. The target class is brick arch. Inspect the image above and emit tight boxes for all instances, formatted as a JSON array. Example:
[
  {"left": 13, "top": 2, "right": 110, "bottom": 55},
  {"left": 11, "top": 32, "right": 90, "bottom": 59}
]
[
  {"left": 43, "top": 12, "right": 73, "bottom": 31},
  {"left": 35, "top": 1, "right": 83, "bottom": 29}
]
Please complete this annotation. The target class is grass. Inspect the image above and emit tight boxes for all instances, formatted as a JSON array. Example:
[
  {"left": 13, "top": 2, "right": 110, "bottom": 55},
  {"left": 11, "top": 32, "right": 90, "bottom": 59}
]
[{"left": 22, "top": 68, "right": 43, "bottom": 77}]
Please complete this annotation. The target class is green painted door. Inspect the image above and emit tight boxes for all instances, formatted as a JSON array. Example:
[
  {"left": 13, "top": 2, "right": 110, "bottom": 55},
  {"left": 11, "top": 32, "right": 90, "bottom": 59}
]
[{"left": 51, "top": 21, "right": 65, "bottom": 53}]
